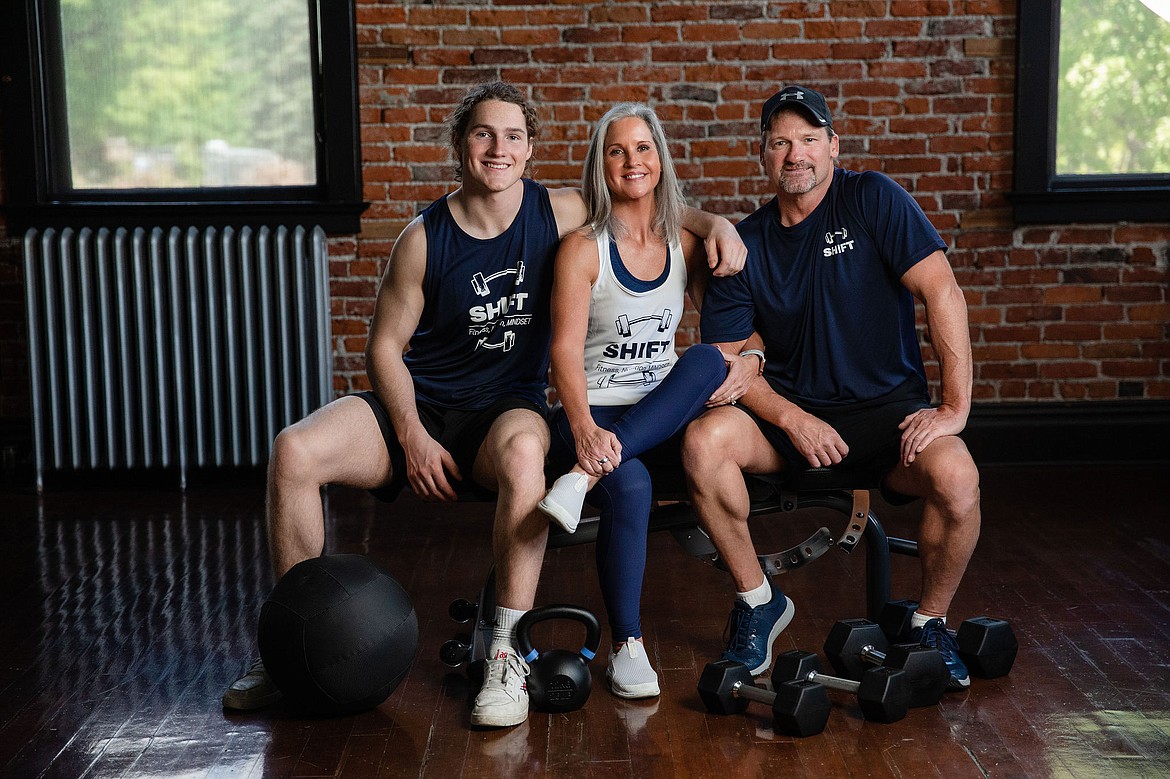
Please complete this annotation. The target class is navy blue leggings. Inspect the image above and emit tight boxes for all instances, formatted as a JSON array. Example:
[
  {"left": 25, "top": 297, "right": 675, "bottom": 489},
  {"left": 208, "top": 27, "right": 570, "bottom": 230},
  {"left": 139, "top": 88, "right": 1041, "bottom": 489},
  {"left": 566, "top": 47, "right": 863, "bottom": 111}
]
[{"left": 548, "top": 344, "right": 727, "bottom": 642}]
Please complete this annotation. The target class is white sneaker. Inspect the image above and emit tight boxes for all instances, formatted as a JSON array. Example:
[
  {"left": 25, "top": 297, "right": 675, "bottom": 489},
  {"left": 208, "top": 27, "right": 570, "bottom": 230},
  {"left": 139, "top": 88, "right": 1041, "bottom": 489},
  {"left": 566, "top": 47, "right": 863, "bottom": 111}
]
[
  {"left": 538, "top": 473, "right": 590, "bottom": 533},
  {"left": 471, "top": 648, "right": 531, "bottom": 728},
  {"left": 606, "top": 638, "right": 660, "bottom": 699}
]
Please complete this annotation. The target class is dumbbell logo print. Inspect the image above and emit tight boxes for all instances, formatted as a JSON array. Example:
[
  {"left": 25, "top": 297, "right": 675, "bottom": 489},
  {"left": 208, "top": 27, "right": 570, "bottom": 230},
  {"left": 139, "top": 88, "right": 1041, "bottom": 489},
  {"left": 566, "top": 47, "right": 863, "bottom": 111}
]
[
  {"left": 615, "top": 308, "right": 672, "bottom": 336},
  {"left": 469, "top": 260, "right": 526, "bottom": 353}
]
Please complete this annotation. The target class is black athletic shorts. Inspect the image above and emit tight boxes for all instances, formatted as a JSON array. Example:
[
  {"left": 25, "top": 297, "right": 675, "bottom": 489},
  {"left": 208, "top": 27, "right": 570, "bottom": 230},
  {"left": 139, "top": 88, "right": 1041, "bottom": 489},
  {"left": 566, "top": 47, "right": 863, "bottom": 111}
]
[
  {"left": 355, "top": 391, "right": 547, "bottom": 503},
  {"left": 735, "top": 375, "right": 930, "bottom": 499}
]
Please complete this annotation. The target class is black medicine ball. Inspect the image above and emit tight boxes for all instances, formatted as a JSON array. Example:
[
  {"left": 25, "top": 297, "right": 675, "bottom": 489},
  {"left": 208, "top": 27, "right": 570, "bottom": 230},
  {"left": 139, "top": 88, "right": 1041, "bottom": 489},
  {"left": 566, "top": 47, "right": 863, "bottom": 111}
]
[{"left": 258, "top": 554, "right": 418, "bottom": 715}]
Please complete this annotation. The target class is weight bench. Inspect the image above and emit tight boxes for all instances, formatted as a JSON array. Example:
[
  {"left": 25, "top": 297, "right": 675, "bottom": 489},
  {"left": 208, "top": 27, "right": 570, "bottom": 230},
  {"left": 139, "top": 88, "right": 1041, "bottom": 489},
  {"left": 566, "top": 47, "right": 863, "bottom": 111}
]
[{"left": 440, "top": 466, "right": 921, "bottom": 673}]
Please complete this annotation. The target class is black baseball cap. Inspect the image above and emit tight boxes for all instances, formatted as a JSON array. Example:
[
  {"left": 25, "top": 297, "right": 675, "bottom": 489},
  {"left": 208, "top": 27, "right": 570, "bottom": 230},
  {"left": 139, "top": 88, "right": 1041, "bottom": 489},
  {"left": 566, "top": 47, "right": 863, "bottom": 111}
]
[{"left": 760, "top": 86, "right": 833, "bottom": 133}]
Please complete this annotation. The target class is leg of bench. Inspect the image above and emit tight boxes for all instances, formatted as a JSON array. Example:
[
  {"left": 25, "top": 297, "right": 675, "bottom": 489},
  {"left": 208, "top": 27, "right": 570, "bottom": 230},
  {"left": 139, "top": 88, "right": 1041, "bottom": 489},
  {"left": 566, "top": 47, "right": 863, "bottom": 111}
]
[
  {"left": 862, "top": 516, "right": 891, "bottom": 623},
  {"left": 469, "top": 565, "right": 498, "bottom": 670}
]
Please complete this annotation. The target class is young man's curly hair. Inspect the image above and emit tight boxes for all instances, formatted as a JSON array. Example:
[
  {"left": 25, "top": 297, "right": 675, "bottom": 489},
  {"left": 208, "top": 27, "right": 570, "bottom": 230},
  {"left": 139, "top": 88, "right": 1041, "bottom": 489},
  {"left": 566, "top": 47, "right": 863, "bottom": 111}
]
[{"left": 447, "top": 81, "right": 539, "bottom": 182}]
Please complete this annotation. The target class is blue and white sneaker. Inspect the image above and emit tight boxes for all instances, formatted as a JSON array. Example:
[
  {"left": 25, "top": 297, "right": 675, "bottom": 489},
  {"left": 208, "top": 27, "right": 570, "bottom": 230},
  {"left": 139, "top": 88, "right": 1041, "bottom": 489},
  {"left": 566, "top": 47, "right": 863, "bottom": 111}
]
[
  {"left": 912, "top": 618, "right": 971, "bottom": 691},
  {"left": 720, "top": 582, "right": 795, "bottom": 676}
]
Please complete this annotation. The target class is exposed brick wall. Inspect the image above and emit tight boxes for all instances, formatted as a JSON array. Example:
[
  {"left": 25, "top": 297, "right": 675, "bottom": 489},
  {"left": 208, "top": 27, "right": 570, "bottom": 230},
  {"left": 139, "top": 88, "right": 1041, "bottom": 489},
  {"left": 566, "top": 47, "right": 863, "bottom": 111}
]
[{"left": 1, "top": 0, "right": 1168, "bottom": 431}]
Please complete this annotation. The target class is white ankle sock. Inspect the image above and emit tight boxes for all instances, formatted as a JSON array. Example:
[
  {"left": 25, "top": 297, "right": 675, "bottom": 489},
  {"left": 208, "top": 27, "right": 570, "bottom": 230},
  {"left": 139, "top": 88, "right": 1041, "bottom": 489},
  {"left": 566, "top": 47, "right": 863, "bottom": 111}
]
[
  {"left": 737, "top": 579, "right": 772, "bottom": 609},
  {"left": 912, "top": 611, "right": 945, "bottom": 629},
  {"left": 491, "top": 606, "right": 526, "bottom": 652}
]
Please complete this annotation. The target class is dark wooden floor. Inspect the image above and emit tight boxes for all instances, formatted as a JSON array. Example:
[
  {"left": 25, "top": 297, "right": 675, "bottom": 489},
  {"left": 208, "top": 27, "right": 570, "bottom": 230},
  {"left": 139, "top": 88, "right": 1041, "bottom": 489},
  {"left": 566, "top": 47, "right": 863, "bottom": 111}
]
[{"left": 1, "top": 464, "right": 1169, "bottom": 778}]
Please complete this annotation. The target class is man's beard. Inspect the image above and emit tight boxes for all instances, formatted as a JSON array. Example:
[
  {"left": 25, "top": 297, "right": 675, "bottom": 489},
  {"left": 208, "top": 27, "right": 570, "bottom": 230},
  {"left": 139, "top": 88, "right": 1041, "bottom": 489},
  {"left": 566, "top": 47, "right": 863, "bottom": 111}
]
[{"left": 779, "top": 165, "right": 818, "bottom": 195}]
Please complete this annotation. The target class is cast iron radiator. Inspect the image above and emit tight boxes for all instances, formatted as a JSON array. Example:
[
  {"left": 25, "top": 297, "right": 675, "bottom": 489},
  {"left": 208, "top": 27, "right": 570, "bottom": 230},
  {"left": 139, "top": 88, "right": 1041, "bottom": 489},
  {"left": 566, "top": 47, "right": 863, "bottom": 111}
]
[{"left": 22, "top": 225, "right": 332, "bottom": 492}]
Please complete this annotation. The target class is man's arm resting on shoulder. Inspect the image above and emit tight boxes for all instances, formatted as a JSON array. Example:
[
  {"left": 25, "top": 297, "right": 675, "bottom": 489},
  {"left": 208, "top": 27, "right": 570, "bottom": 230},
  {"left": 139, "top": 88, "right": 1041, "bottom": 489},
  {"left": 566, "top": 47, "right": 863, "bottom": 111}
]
[
  {"left": 681, "top": 208, "right": 747, "bottom": 277},
  {"left": 366, "top": 218, "right": 460, "bottom": 500},
  {"left": 897, "top": 249, "right": 973, "bottom": 465},
  {"left": 546, "top": 186, "right": 745, "bottom": 276},
  {"left": 547, "top": 186, "right": 590, "bottom": 237}
]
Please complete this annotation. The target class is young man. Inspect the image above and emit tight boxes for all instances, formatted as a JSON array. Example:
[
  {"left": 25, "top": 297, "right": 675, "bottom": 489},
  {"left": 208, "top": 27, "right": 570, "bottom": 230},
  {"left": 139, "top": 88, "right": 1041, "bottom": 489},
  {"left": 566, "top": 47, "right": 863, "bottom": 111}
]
[
  {"left": 684, "top": 85, "right": 981, "bottom": 690},
  {"left": 223, "top": 81, "right": 745, "bottom": 727}
]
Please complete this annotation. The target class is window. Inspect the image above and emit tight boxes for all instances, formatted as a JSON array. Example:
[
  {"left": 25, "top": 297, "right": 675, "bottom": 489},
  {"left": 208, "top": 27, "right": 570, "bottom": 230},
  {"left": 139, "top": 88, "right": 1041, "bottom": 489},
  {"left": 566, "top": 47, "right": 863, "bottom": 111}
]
[
  {"left": 0, "top": 0, "right": 365, "bottom": 233},
  {"left": 1011, "top": 0, "right": 1170, "bottom": 223}
]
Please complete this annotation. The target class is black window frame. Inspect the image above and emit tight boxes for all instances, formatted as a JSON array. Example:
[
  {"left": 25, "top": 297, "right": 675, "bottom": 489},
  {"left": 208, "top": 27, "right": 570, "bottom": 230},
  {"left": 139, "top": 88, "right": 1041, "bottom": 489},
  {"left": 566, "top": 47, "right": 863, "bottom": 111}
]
[
  {"left": 1011, "top": 0, "right": 1170, "bottom": 223},
  {"left": 0, "top": 0, "right": 366, "bottom": 234}
]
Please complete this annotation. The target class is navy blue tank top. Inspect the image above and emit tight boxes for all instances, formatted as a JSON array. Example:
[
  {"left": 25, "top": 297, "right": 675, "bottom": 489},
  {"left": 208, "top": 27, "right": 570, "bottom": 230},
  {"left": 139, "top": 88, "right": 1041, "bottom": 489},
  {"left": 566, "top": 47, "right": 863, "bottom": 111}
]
[{"left": 406, "top": 178, "right": 560, "bottom": 410}]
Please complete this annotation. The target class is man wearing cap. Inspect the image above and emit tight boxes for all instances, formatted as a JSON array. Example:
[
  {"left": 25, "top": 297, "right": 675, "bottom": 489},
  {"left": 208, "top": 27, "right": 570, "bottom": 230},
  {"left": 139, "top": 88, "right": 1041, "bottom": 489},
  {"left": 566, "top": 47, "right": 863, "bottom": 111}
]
[{"left": 682, "top": 85, "right": 980, "bottom": 690}]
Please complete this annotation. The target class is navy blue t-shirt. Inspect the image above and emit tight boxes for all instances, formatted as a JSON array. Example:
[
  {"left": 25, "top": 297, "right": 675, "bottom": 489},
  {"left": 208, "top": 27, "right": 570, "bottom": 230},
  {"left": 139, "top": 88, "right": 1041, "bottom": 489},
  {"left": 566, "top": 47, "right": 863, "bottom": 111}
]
[
  {"left": 405, "top": 178, "right": 560, "bottom": 410},
  {"left": 701, "top": 168, "right": 946, "bottom": 408}
]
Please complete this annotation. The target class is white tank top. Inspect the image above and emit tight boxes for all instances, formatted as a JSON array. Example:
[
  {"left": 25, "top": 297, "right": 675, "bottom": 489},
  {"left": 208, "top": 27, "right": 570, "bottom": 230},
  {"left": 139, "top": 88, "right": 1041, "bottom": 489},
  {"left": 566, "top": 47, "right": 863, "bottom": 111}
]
[{"left": 583, "top": 227, "right": 686, "bottom": 406}]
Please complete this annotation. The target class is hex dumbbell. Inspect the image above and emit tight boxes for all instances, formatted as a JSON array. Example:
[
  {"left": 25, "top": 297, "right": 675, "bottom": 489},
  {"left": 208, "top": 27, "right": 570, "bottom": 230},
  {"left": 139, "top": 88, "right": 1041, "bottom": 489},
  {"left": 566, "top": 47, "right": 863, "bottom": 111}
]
[
  {"left": 771, "top": 650, "right": 911, "bottom": 725},
  {"left": 879, "top": 599, "right": 1019, "bottom": 679},
  {"left": 823, "top": 618, "right": 949, "bottom": 707},
  {"left": 698, "top": 659, "right": 832, "bottom": 737},
  {"left": 698, "top": 652, "right": 911, "bottom": 737}
]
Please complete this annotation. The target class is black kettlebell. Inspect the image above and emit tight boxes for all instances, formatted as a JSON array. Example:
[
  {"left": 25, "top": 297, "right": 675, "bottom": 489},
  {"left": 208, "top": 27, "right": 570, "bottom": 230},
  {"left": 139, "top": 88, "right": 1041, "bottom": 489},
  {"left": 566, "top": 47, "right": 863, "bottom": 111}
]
[{"left": 516, "top": 604, "right": 601, "bottom": 713}]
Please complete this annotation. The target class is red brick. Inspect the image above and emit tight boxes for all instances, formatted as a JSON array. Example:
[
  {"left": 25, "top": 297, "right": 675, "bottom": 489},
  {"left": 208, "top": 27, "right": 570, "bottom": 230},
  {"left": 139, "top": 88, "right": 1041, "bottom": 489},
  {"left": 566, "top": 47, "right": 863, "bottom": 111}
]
[
  {"left": 650, "top": 5, "right": 706, "bottom": 22},
  {"left": 358, "top": 5, "right": 407, "bottom": 25},
  {"left": 742, "top": 21, "right": 802, "bottom": 39},
  {"left": 1082, "top": 343, "right": 1141, "bottom": 359},
  {"left": 1004, "top": 306, "right": 1063, "bottom": 323},
  {"left": 1105, "top": 287, "right": 1164, "bottom": 303},
  {"left": 1043, "top": 286, "right": 1102, "bottom": 304},
  {"left": 980, "top": 363, "right": 1039, "bottom": 379},
  {"left": 525, "top": 8, "right": 588, "bottom": 26},
  {"left": 1039, "top": 362, "right": 1099, "bottom": 379},
  {"left": 1101, "top": 360, "right": 1160, "bottom": 378},
  {"left": 469, "top": 9, "right": 526, "bottom": 26},
  {"left": 1020, "top": 344, "right": 1079, "bottom": 359},
  {"left": 831, "top": 1, "right": 889, "bottom": 15},
  {"left": 892, "top": 0, "right": 952, "bottom": 14},
  {"left": 586, "top": 5, "right": 646, "bottom": 22},
  {"left": 974, "top": 344, "right": 1022, "bottom": 361},
  {"left": 1115, "top": 225, "right": 1170, "bottom": 243},
  {"left": 865, "top": 20, "right": 926, "bottom": 37},
  {"left": 1104, "top": 323, "right": 1165, "bottom": 340},
  {"left": 442, "top": 29, "right": 499, "bottom": 46},
  {"left": 502, "top": 28, "right": 561, "bottom": 45},
  {"left": 805, "top": 20, "right": 864, "bottom": 38},
  {"left": 651, "top": 45, "right": 714, "bottom": 62},
  {"left": 1129, "top": 303, "right": 1170, "bottom": 321},
  {"left": 682, "top": 23, "right": 742, "bottom": 42},
  {"left": 1043, "top": 324, "right": 1103, "bottom": 341}
]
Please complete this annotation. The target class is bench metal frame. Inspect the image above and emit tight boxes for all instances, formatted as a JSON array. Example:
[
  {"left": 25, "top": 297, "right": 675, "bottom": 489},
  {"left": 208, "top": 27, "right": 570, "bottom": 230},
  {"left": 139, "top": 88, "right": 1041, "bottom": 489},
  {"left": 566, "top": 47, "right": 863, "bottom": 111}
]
[{"left": 442, "top": 468, "right": 920, "bottom": 674}]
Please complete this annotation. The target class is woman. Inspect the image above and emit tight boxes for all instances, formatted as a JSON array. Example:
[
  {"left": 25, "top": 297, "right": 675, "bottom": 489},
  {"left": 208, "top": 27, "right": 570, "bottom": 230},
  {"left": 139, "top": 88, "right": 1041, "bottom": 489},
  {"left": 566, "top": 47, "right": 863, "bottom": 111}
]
[{"left": 539, "top": 103, "right": 757, "bottom": 698}]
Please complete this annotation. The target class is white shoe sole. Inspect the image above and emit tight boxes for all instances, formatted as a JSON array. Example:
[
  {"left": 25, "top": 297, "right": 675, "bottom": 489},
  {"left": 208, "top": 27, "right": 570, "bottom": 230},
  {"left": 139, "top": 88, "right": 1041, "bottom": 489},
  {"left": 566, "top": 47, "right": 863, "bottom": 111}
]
[
  {"left": 608, "top": 678, "right": 661, "bottom": 700},
  {"left": 538, "top": 496, "right": 580, "bottom": 533},
  {"left": 748, "top": 596, "right": 796, "bottom": 676},
  {"left": 470, "top": 706, "right": 530, "bottom": 728}
]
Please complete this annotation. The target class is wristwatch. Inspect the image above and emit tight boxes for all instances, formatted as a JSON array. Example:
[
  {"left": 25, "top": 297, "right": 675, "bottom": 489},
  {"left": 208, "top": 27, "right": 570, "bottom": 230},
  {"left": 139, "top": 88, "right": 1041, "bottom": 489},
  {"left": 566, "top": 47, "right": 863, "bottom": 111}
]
[{"left": 739, "top": 349, "right": 766, "bottom": 376}]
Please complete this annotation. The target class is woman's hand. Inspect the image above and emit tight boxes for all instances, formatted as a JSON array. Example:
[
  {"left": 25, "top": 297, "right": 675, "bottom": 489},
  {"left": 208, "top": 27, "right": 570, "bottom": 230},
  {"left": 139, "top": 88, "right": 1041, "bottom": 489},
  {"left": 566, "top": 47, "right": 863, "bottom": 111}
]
[
  {"left": 706, "top": 354, "right": 757, "bottom": 407},
  {"left": 574, "top": 424, "right": 622, "bottom": 477}
]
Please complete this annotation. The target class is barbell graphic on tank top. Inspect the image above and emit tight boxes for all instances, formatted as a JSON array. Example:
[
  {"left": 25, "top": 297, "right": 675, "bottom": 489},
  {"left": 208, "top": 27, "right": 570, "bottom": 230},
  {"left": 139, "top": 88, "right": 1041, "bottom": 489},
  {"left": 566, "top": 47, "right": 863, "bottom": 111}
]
[
  {"left": 614, "top": 308, "right": 673, "bottom": 337},
  {"left": 471, "top": 261, "right": 525, "bottom": 297},
  {"left": 595, "top": 367, "right": 659, "bottom": 389}
]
